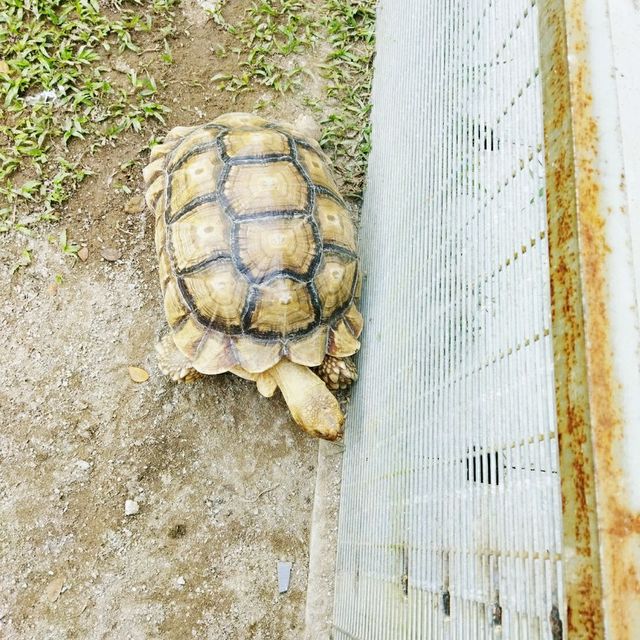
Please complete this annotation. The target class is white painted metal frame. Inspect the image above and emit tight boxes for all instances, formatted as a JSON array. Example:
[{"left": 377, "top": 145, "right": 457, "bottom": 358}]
[{"left": 537, "top": 0, "right": 640, "bottom": 636}]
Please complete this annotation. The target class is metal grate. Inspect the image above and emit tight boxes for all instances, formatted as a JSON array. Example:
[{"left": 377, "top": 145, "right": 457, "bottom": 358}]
[{"left": 333, "top": 1, "right": 565, "bottom": 638}]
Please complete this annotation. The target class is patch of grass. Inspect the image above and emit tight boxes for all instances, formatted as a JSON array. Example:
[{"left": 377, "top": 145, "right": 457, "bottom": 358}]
[
  {"left": 0, "top": 0, "right": 176, "bottom": 236},
  {"left": 319, "top": 0, "right": 375, "bottom": 198},
  {"left": 211, "top": 0, "right": 321, "bottom": 96}
]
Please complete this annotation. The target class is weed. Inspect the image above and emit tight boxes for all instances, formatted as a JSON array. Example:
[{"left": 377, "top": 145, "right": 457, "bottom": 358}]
[
  {"left": 10, "top": 248, "right": 31, "bottom": 274},
  {"left": 215, "top": 0, "right": 321, "bottom": 97},
  {"left": 319, "top": 0, "right": 375, "bottom": 197},
  {"left": 54, "top": 228, "right": 80, "bottom": 256}
]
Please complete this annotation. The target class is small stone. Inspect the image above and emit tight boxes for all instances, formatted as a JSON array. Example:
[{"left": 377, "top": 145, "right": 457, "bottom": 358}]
[
  {"left": 124, "top": 499, "right": 139, "bottom": 516},
  {"left": 113, "top": 59, "right": 133, "bottom": 75},
  {"left": 124, "top": 195, "right": 145, "bottom": 214},
  {"left": 101, "top": 247, "right": 121, "bottom": 262},
  {"left": 25, "top": 89, "right": 57, "bottom": 106},
  {"left": 46, "top": 576, "right": 64, "bottom": 603},
  {"left": 75, "top": 460, "right": 91, "bottom": 471},
  {"left": 176, "top": 576, "right": 186, "bottom": 587},
  {"left": 77, "top": 247, "right": 89, "bottom": 261}
]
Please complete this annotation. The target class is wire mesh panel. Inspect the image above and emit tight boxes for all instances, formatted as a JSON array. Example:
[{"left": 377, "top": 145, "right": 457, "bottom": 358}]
[{"left": 333, "top": 1, "right": 565, "bottom": 638}]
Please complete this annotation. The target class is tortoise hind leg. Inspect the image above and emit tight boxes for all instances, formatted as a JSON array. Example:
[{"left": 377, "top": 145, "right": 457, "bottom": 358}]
[
  {"left": 156, "top": 334, "right": 202, "bottom": 382},
  {"left": 315, "top": 355, "right": 358, "bottom": 391}
]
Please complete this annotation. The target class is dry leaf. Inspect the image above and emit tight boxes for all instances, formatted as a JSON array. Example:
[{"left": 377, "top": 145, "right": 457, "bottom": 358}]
[
  {"left": 0, "top": 61, "right": 9, "bottom": 74},
  {"left": 77, "top": 247, "right": 89, "bottom": 262},
  {"left": 124, "top": 195, "right": 145, "bottom": 214},
  {"left": 101, "top": 247, "right": 121, "bottom": 262},
  {"left": 46, "top": 576, "right": 64, "bottom": 603},
  {"left": 128, "top": 366, "right": 149, "bottom": 383}
]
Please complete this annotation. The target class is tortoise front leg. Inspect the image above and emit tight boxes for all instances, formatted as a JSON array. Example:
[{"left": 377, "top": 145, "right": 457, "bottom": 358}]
[
  {"left": 156, "top": 334, "right": 202, "bottom": 382},
  {"left": 315, "top": 355, "right": 358, "bottom": 391}
]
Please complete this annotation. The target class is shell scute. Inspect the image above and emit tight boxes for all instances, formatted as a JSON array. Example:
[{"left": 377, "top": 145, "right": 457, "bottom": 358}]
[
  {"left": 315, "top": 195, "right": 356, "bottom": 252},
  {"left": 212, "top": 113, "right": 268, "bottom": 128},
  {"left": 223, "top": 161, "right": 308, "bottom": 217},
  {"left": 344, "top": 303, "right": 364, "bottom": 338},
  {"left": 297, "top": 146, "right": 340, "bottom": 194},
  {"left": 170, "top": 201, "right": 230, "bottom": 272},
  {"left": 168, "top": 126, "right": 222, "bottom": 171},
  {"left": 181, "top": 261, "right": 249, "bottom": 332},
  {"left": 172, "top": 316, "right": 206, "bottom": 359},
  {"left": 235, "top": 216, "right": 319, "bottom": 283},
  {"left": 168, "top": 151, "right": 222, "bottom": 220},
  {"left": 191, "top": 330, "right": 235, "bottom": 375},
  {"left": 314, "top": 254, "right": 358, "bottom": 321},
  {"left": 158, "top": 247, "right": 172, "bottom": 290},
  {"left": 328, "top": 319, "right": 360, "bottom": 358},
  {"left": 286, "top": 326, "right": 329, "bottom": 367},
  {"left": 247, "top": 279, "right": 318, "bottom": 336},
  {"left": 232, "top": 336, "right": 282, "bottom": 373},
  {"left": 163, "top": 278, "right": 189, "bottom": 328},
  {"left": 222, "top": 128, "right": 290, "bottom": 158}
]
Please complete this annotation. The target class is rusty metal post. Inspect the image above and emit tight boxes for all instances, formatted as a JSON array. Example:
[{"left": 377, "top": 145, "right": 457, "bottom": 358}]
[{"left": 538, "top": 1, "right": 640, "bottom": 638}]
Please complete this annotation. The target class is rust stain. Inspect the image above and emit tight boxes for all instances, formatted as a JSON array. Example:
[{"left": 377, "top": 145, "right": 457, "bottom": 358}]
[
  {"left": 566, "top": 568, "right": 601, "bottom": 638},
  {"left": 567, "top": 0, "right": 640, "bottom": 637},
  {"left": 540, "top": 0, "right": 640, "bottom": 638},
  {"left": 538, "top": 0, "right": 604, "bottom": 637}
]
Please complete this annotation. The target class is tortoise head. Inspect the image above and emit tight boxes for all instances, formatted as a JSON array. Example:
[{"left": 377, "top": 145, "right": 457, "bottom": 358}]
[{"left": 290, "top": 114, "right": 322, "bottom": 142}]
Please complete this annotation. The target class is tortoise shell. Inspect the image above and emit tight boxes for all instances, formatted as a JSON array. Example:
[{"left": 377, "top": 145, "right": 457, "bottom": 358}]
[{"left": 144, "top": 112, "right": 363, "bottom": 376}]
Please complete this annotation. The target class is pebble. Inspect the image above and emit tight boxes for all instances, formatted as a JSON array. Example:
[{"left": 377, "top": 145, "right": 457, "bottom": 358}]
[
  {"left": 101, "top": 247, "right": 121, "bottom": 262},
  {"left": 176, "top": 576, "right": 186, "bottom": 587},
  {"left": 75, "top": 460, "right": 91, "bottom": 471},
  {"left": 124, "top": 499, "right": 139, "bottom": 516},
  {"left": 45, "top": 576, "right": 65, "bottom": 603},
  {"left": 124, "top": 195, "right": 145, "bottom": 214},
  {"left": 113, "top": 59, "right": 134, "bottom": 75}
]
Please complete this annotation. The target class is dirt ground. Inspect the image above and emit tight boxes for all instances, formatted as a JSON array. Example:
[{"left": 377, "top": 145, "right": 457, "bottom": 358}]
[{"left": 0, "top": 2, "right": 347, "bottom": 638}]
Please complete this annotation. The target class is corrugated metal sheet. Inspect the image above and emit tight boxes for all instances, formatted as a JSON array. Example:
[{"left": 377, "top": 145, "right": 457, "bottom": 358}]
[{"left": 333, "top": 0, "right": 565, "bottom": 637}]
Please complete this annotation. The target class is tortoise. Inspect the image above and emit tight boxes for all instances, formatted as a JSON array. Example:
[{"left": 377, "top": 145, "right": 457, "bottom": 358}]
[{"left": 143, "top": 112, "right": 363, "bottom": 440}]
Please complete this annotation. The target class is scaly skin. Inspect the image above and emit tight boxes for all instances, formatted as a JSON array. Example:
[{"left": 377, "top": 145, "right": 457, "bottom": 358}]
[
  {"left": 155, "top": 334, "right": 202, "bottom": 382},
  {"left": 316, "top": 355, "right": 358, "bottom": 391},
  {"left": 268, "top": 359, "right": 344, "bottom": 441}
]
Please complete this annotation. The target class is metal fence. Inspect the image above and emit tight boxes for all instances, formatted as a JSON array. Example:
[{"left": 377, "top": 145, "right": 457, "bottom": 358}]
[{"left": 333, "top": 0, "right": 640, "bottom": 638}]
